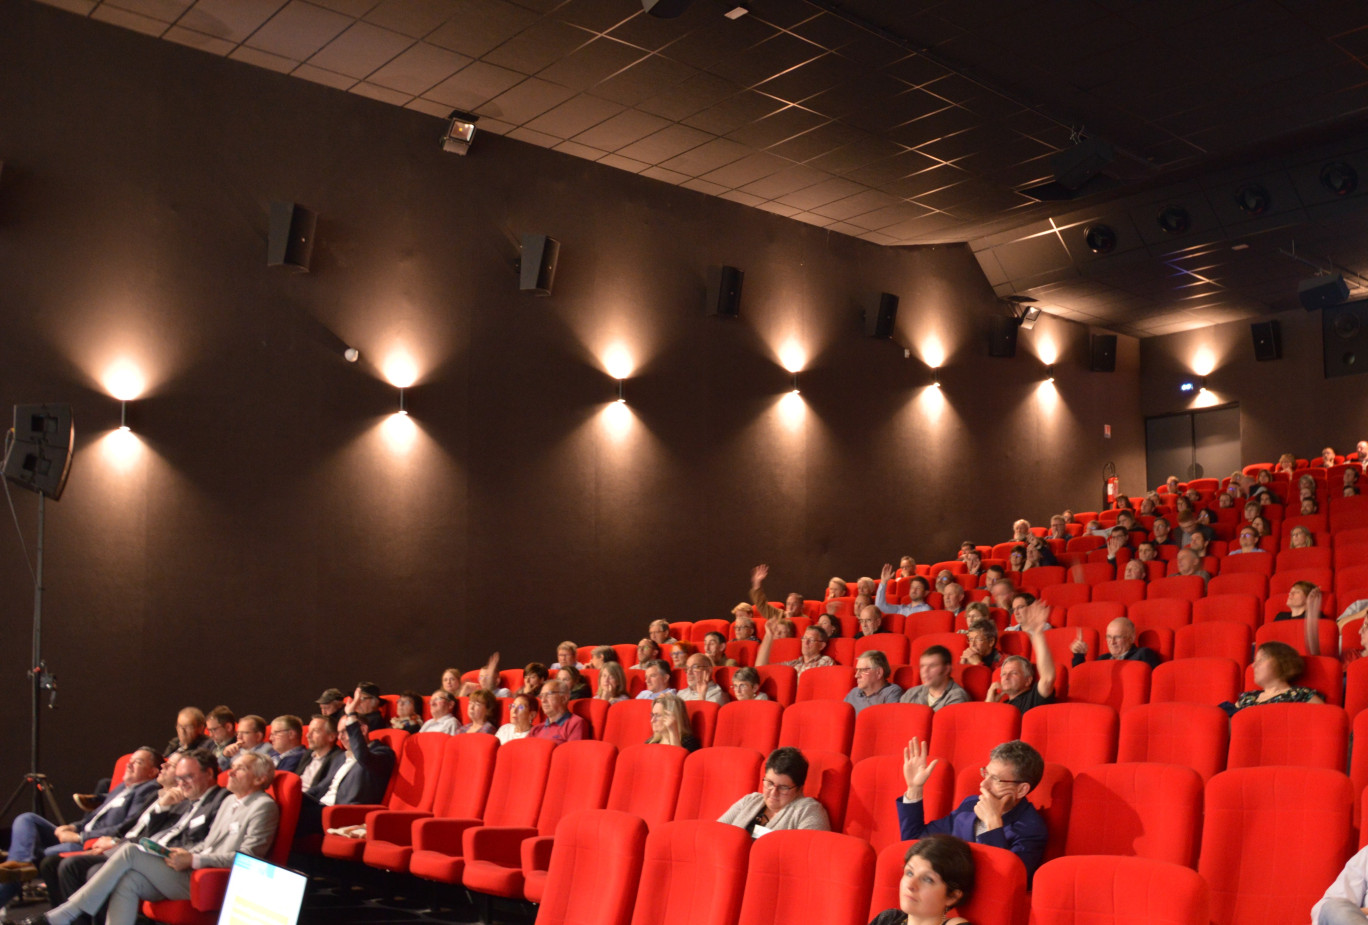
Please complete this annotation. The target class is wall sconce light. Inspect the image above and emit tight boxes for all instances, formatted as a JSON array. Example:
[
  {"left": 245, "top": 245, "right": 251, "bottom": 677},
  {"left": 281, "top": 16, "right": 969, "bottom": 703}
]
[
  {"left": 397, "top": 387, "right": 408, "bottom": 416},
  {"left": 344, "top": 347, "right": 359, "bottom": 363},
  {"left": 441, "top": 110, "right": 479, "bottom": 155},
  {"left": 1179, "top": 377, "right": 1207, "bottom": 394},
  {"left": 790, "top": 373, "right": 800, "bottom": 396},
  {"left": 931, "top": 367, "right": 941, "bottom": 388},
  {"left": 118, "top": 401, "right": 130, "bottom": 433},
  {"left": 1046, "top": 365, "right": 1055, "bottom": 383},
  {"left": 615, "top": 379, "right": 626, "bottom": 404}
]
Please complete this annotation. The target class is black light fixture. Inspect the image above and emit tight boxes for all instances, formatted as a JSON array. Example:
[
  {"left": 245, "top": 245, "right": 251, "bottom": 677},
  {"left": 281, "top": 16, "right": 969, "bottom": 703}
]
[
  {"left": 1084, "top": 224, "right": 1117, "bottom": 254},
  {"left": 1235, "top": 184, "right": 1270, "bottom": 215},
  {"left": 1179, "top": 377, "right": 1207, "bottom": 394},
  {"left": 1157, "top": 205, "right": 1191, "bottom": 235},
  {"left": 1045, "top": 364, "right": 1055, "bottom": 383},
  {"left": 1321, "top": 162, "right": 1358, "bottom": 197},
  {"left": 441, "top": 110, "right": 479, "bottom": 155},
  {"left": 1004, "top": 294, "right": 1041, "bottom": 329}
]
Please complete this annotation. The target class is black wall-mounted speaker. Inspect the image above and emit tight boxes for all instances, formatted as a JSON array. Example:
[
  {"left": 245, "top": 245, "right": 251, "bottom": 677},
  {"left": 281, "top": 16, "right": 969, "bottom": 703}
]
[
  {"left": 3, "top": 404, "right": 74, "bottom": 501},
  {"left": 267, "top": 202, "right": 317, "bottom": 271},
  {"left": 519, "top": 234, "right": 560, "bottom": 296},
  {"left": 1090, "top": 334, "right": 1117, "bottom": 372},
  {"left": 706, "top": 265, "right": 744, "bottom": 317},
  {"left": 1300, "top": 274, "right": 1349, "bottom": 310},
  {"left": 866, "top": 292, "right": 898, "bottom": 338},
  {"left": 1323, "top": 300, "right": 1368, "bottom": 379},
  {"left": 1251, "top": 320, "right": 1282, "bottom": 361},
  {"left": 988, "top": 316, "right": 1019, "bottom": 357}
]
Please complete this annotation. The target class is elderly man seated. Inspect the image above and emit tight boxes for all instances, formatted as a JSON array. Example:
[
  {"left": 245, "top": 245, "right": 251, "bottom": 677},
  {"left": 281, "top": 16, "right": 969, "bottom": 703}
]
[
  {"left": 718, "top": 747, "right": 829, "bottom": 836},
  {"left": 529, "top": 679, "right": 588, "bottom": 744},
  {"left": 986, "top": 602, "right": 1055, "bottom": 714},
  {"left": 898, "top": 738, "right": 1047, "bottom": 884},
  {"left": 749, "top": 564, "right": 805, "bottom": 622},
  {"left": 1069, "top": 617, "right": 1160, "bottom": 669},
  {"left": 679, "top": 653, "right": 729, "bottom": 704},
  {"left": 901, "top": 645, "right": 970, "bottom": 712},
  {"left": 756, "top": 621, "right": 834, "bottom": 676},
  {"left": 24, "top": 752, "right": 278, "bottom": 925},
  {"left": 844, "top": 650, "right": 902, "bottom": 714},
  {"left": 959, "top": 622, "right": 1002, "bottom": 669},
  {"left": 854, "top": 604, "right": 887, "bottom": 639}
]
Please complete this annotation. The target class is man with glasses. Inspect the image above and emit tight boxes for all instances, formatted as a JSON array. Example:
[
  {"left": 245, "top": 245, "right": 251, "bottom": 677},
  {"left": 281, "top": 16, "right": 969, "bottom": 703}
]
[
  {"left": 678, "top": 654, "right": 729, "bottom": 705},
  {"left": 161, "top": 708, "right": 211, "bottom": 759},
  {"left": 419, "top": 690, "right": 459, "bottom": 734},
  {"left": 204, "top": 706, "right": 236, "bottom": 769},
  {"left": 266, "top": 715, "right": 306, "bottom": 773},
  {"left": 529, "top": 680, "right": 588, "bottom": 744},
  {"left": 343, "top": 682, "right": 385, "bottom": 729},
  {"left": 1068, "top": 617, "right": 1160, "bottom": 670},
  {"left": 218, "top": 715, "right": 272, "bottom": 768},
  {"left": 897, "top": 737, "right": 1047, "bottom": 884},
  {"left": 756, "top": 624, "right": 834, "bottom": 676},
  {"left": 844, "top": 651, "right": 902, "bottom": 714},
  {"left": 296, "top": 712, "right": 395, "bottom": 835}
]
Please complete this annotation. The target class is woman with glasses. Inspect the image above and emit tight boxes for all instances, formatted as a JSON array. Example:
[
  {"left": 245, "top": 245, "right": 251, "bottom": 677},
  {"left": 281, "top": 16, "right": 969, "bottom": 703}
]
[
  {"left": 718, "top": 747, "right": 829, "bottom": 835},
  {"left": 729, "top": 666, "right": 769, "bottom": 701},
  {"left": 644, "top": 693, "right": 700, "bottom": 752},
  {"left": 495, "top": 694, "right": 536, "bottom": 744}
]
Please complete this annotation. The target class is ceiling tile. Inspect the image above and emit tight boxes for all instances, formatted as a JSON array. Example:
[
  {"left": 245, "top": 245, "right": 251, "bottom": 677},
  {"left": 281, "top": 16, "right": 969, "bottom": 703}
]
[
  {"left": 551, "top": 0, "right": 640, "bottom": 34},
  {"left": 536, "top": 37, "right": 645, "bottom": 91},
  {"left": 588, "top": 53, "right": 697, "bottom": 106},
  {"left": 724, "top": 105, "right": 828, "bottom": 149},
  {"left": 179, "top": 0, "right": 287, "bottom": 43},
  {"left": 697, "top": 152, "right": 789, "bottom": 189},
  {"left": 571, "top": 108, "right": 673, "bottom": 151},
  {"left": 682, "top": 177, "right": 728, "bottom": 196},
  {"left": 639, "top": 165, "right": 691, "bottom": 185},
  {"left": 635, "top": 70, "right": 735, "bottom": 121},
  {"left": 681, "top": 90, "right": 786, "bottom": 136},
  {"left": 308, "top": 21, "right": 413, "bottom": 78},
  {"left": 425, "top": 0, "right": 537, "bottom": 58},
  {"left": 293, "top": 62, "right": 356, "bottom": 89},
  {"left": 810, "top": 188, "right": 899, "bottom": 221},
  {"left": 423, "top": 59, "right": 525, "bottom": 110},
  {"left": 247, "top": 1, "right": 353, "bottom": 61},
  {"left": 478, "top": 76, "right": 577, "bottom": 123},
  {"left": 405, "top": 96, "right": 451, "bottom": 118},
  {"left": 755, "top": 52, "right": 850, "bottom": 104},
  {"left": 765, "top": 120, "right": 860, "bottom": 162},
  {"left": 775, "top": 176, "right": 867, "bottom": 211},
  {"left": 104, "top": 0, "right": 192, "bottom": 22},
  {"left": 737, "top": 163, "right": 830, "bottom": 199},
  {"left": 707, "top": 30, "right": 823, "bottom": 89},
  {"left": 506, "top": 125, "right": 560, "bottom": 148},
  {"left": 362, "top": 0, "right": 459, "bottom": 38},
  {"left": 596, "top": 152, "right": 650, "bottom": 172},
  {"left": 91, "top": 3, "right": 168, "bottom": 34},
  {"left": 719, "top": 189, "right": 766, "bottom": 207},
  {"left": 614, "top": 123, "right": 713, "bottom": 163},
  {"left": 657, "top": 136, "right": 751, "bottom": 176},
  {"left": 366, "top": 40, "right": 469, "bottom": 94},
  {"left": 523, "top": 94, "right": 625, "bottom": 138},
  {"left": 482, "top": 18, "right": 592, "bottom": 75},
  {"left": 550, "top": 139, "right": 606, "bottom": 159},
  {"left": 163, "top": 25, "right": 236, "bottom": 54},
  {"left": 228, "top": 44, "right": 297, "bottom": 73},
  {"left": 351, "top": 81, "right": 411, "bottom": 105}
]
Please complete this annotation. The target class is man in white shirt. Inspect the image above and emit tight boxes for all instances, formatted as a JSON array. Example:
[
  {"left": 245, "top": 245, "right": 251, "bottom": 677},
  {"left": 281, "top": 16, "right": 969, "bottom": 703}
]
[
  {"left": 419, "top": 690, "right": 459, "bottom": 734},
  {"left": 678, "top": 654, "right": 729, "bottom": 705}
]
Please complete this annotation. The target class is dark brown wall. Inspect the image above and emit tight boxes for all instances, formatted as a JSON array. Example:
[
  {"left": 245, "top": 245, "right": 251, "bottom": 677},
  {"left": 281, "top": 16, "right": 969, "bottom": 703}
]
[
  {"left": 0, "top": 0, "right": 1143, "bottom": 803},
  {"left": 1138, "top": 309, "right": 1367, "bottom": 475}
]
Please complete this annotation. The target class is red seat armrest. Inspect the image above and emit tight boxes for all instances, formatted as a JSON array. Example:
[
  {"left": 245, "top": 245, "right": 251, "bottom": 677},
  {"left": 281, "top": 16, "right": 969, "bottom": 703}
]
[
  {"left": 188, "top": 867, "right": 231, "bottom": 912},
  {"left": 464, "top": 826, "right": 538, "bottom": 865},
  {"left": 522, "top": 835, "right": 554, "bottom": 874},
  {"left": 322, "top": 803, "right": 383, "bottom": 830}
]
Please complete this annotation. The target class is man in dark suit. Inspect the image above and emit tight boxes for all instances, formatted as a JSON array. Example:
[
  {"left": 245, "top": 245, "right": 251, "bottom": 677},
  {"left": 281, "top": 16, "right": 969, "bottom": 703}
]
[
  {"left": 294, "top": 714, "right": 344, "bottom": 798},
  {"left": 0, "top": 748, "right": 161, "bottom": 907},
  {"left": 296, "top": 713, "right": 395, "bottom": 836}
]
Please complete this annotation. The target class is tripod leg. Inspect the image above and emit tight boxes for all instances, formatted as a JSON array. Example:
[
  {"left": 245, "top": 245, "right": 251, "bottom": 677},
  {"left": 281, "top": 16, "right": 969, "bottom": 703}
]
[
  {"left": 37, "top": 775, "right": 64, "bottom": 825},
  {"left": 0, "top": 776, "right": 36, "bottom": 820}
]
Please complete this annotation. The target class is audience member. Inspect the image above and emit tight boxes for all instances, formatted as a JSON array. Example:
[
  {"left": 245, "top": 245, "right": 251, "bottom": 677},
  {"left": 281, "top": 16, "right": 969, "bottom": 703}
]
[
  {"left": 1314, "top": 843, "right": 1368, "bottom": 924},
  {"left": 557, "top": 666, "right": 591, "bottom": 700},
  {"left": 679, "top": 654, "right": 729, "bottom": 705},
  {"left": 703, "top": 631, "right": 738, "bottom": 667},
  {"left": 902, "top": 645, "right": 970, "bottom": 711},
  {"left": 298, "top": 713, "right": 395, "bottom": 836},
  {"left": 868, "top": 835, "right": 975, "bottom": 925},
  {"left": 419, "top": 691, "right": 458, "bottom": 735},
  {"left": 296, "top": 715, "right": 344, "bottom": 795},
  {"left": 457, "top": 689, "right": 498, "bottom": 734},
  {"left": 646, "top": 693, "right": 700, "bottom": 751},
  {"left": 1069, "top": 617, "right": 1159, "bottom": 669},
  {"left": 496, "top": 694, "right": 537, "bottom": 743},
  {"left": 648, "top": 619, "right": 677, "bottom": 646},
  {"left": 845, "top": 651, "right": 902, "bottom": 714},
  {"left": 550, "top": 641, "right": 583, "bottom": 671},
  {"left": 267, "top": 715, "right": 306, "bottom": 772},
  {"left": 1150, "top": 516, "right": 1177, "bottom": 547},
  {"left": 898, "top": 737, "right": 1046, "bottom": 883},
  {"left": 960, "top": 623, "right": 1002, "bottom": 669},
  {"left": 749, "top": 564, "right": 804, "bottom": 624},
  {"left": 854, "top": 605, "right": 886, "bottom": 639},
  {"left": 162, "top": 707, "right": 211, "bottom": 758},
  {"left": 635, "top": 659, "right": 676, "bottom": 700},
  {"left": 204, "top": 706, "right": 236, "bottom": 769},
  {"left": 529, "top": 680, "right": 588, "bottom": 744},
  {"left": 438, "top": 671, "right": 461, "bottom": 699},
  {"left": 878, "top": 564, "right": 931, "bottom": 615},
  {"left": 596, "top": 662, "right": 630, "bottom": 703},
  {"left": 1122, "top": 558, "right": 1148, "bottom": 581},
  {"left": 388, "top": 692, "right": 424, "bottom": 734},
  {"left": 986, "top": 602, "right": 1055, "bottom": 713},
  {"left": 520, "top": 663, "right": 549, "bottom": 698},
  {"left": 1174, "top": 548, "right": 1211, "bottom": 586},
  {"left": 730, "top": 666, "right": 769, "bottom": 701},
  {"left": 589, "top": 645, "right": 618, "bottom": 669},
  {"left": 1228, "top": 642, "right": 1325, "bottom": 712},
  {"left": 756, "top": 621, "right": 834, "bottom": 676},
  {"left": 815, "top": 611, "right": 843, "bottom": 639},
  {"left": 669, "top": 641, "right": 695, "bottom": 669},
  {"left": 940, "top": 582, "right": 966, "bottom": 616},
  {"left": 718, "top": 747, "right": 829, "bottom": 834},
  {"left": 343, "top": 683, "right": 385, "bottom": 730},
  {"left": 632, "top": 638, "right": 662, "bottom": 669}
]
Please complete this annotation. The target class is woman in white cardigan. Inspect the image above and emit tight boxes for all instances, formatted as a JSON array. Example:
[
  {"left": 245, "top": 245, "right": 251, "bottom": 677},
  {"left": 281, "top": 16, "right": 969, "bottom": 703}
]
[{"left": 717, "top": 747, "right": 830, "bottom": 835}]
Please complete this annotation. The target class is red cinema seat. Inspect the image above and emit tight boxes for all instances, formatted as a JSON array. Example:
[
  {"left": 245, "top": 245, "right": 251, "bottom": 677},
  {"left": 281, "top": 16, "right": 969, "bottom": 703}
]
[
  {"left": 796, "top": 665, "right": 856, "bottom": 702},
  {"left": 1172, "top": 621, "right": 1252, "bottom": 667},
  {"left": 908, "top": 632, "right": 968, "bottom": 667},
  {"left": 1149, "top": 657, "right": 1241, "bottom": 706},
  {"left": 462, "top": 739, "right": 616, "bottom": 901},
  {"left": 1226, "top": 701, "right": 1348, "bottom": 771},
  {"left": 1064, "top": 762, "right": 1203, "bottom": 866},
  {"left": 713, "top": 700, "right": 782, "bottom": 753},
  {"left": 142, "top": 772, "right": 303, "bottom": 925},
  {"left": 1146, "top": 575, "right": 1205, "bottom": 602},
  {"left": 801, "top": 750, "right": 852, "bottom": 831},
  {"left": 1063, "top": 600, "right": 1126, "bottom": 634},
  {"left": 535, "top": 810, "right": 647, "bottom": 925},
  {"left": 682, "top": 700, "right": 719, "bottom": 747},
  {"left": 1022, "top": 565, "right": 1066, "bottom": 588},
  {"left": 1128, "top": 597, "right": 1191, "bottom": 635},
  {"left": 853, "top": 633, "right": 911, "bottom": 666},
  {"left": 1192, "top": 593, "right": 1261, "bottom": 631},
  {"left": 1039, "top": 582, "right": 1090, "bottom": 610},
  {"left": 363, "top": 733, "right": 499, "bottom": 872},
  {"left": 842, "top": 755, "right": 911, "bottom": 854},
  {"left": 323, "top": 731, "right": 450, "bottom": 863},
  {"left": 1020, "top": 703, "right": 1117, "bottom": 774},
  {"left": 724, "top": 641, "right": 757, "bottom": 666},
  {"left": 900, "top": 611, "right": 953, "bottom": 640},
  {"left": 870, "top": 840, "right": 1027, "bottom": 925},
  {"left": 1208, "top": 572, "right": 1269, "bottom": 600},
  {"left": 736, "top": 830, "right": 875, "bottom": 925},
  {"left": 753, "top": 665, "right": 798, "bottom": 705},
  {"left": 410, "top": 737, "right": 556, "bottom": 885},
  {"left": 1199, "top": 767, "right": 1353, "bottom": 925},
  {"left": 606, "top": 744, "right": 687, "bottom": 830},
  {"left": 1037, "top": 627, "right": 1095, "bottom": 670},
  {"left": 850, "top": 703, "right": 932, "bottom": 764},
  {"left": 689, "top": 619, "right": 731, "bottom": 644},
  {"left": 1270, "top": 567, "right": 1334, "bottom": 599},
  {"left": 1117, "top": 702, "right": 1228, "bottom": 782},
  {"left": 674, "top": 746, "right": 765, "bottom": 822},
  {"left": 1091, "top": 579, "right": 1145, "bottom": 607},
  {"left": 1347, "top": 658, "right": 1368, "bottom": 720},
  {"left": 1031, "top": 855, "right": 1209, "bottom": 925},
  {"left": 928, "top": 702, "right": 1021, "bottom": 781},
  {"left": 1066, "top": 660, "right": 1151, "bottom": 714},
  {"left": 778, "top": 700, "right": 854, "bottom": 755},
  {"left": 1218, "top": 552, "right": 1274, "bottom": 578},
  {"left": 1253, "top": 619, "right": 1340, "bottom": 658},
  {"left": 568, "top": 698, "right": 609, "bottom": 739},
  {"left": 628, "top": 820, "right": 750, "bottom": 925},
  {"left": 601, "top": 699, "right": 654, "bottom": 751}
]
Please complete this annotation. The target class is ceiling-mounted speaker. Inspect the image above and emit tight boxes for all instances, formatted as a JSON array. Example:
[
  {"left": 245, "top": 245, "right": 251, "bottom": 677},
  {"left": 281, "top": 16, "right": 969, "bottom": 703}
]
[
  {"left": 1299, "top": 274, "right": 1349, "bottom": 311},
  {"left": 642, "top": 0, "right": 693, "bottom": 16},
  {"left": 267, "top": 202, "right": 317, "bottom": 271},
  {"left": 1090, "top": 334, "right": 1117, "bottom": 372},
  {"left": 706, "top": 265, "right": 743, "bottom": 317},
  {"left": 519, "top": 233, "right": 560, "bottom": 296},
  {"left": 865, "top": 292, "right": 898, "bottom": 338},
  {"left": 1251, "top": 320, "right": 1282, "bottom": 361},
  {"left": 1323, "top": 300, "right": 1368, "bottom": 379},
  {"left": 2, "top": 404, "right": 74, "bottom": 501},
  {"left": 988, "top": 316, "right": 1019, "bottom": 357}
]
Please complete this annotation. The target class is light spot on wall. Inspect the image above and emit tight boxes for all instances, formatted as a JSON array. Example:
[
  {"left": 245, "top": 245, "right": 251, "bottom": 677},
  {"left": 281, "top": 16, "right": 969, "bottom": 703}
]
[{"left": 101, "top": 361, "right": 147, "bottom": 401}]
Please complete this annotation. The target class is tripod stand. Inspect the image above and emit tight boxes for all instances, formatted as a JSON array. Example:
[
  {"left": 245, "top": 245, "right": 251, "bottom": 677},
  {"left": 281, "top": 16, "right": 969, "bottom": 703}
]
[{"left": 0, "top": 492, "right": 65, "bottom": 824}]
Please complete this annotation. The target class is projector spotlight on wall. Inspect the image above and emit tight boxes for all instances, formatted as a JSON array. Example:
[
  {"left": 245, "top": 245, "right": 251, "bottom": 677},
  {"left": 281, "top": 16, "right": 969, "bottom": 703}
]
[{"left": 441, "top": 111, "right": 479, "bottom": 155}]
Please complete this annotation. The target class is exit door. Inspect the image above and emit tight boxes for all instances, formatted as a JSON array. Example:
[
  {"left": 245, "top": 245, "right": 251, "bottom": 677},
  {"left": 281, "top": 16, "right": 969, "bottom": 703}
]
[{"left": 1145, "top": 404, "right": 1241, "bottom": 489}]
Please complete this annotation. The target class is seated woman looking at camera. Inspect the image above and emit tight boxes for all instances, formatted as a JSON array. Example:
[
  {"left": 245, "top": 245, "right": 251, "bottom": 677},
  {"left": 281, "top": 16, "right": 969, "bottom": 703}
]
[
  {"left": 869, "top": 835, "right": 976, "bottom": 925},
  {"left": 718, "top": 746, "right": 829, "bottom": 835}
]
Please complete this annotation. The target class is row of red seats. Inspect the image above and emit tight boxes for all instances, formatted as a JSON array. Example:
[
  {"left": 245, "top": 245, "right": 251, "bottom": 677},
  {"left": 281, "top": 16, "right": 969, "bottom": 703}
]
[{"left": 309, "top": 728, "right": 1356, "bottom": 925}]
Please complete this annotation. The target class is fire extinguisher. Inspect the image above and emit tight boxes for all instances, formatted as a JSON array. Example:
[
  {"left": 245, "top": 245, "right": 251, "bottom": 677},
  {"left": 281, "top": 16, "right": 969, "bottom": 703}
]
[{"left": 1103, "top": 462, "right": 1119, "bottom": 508}]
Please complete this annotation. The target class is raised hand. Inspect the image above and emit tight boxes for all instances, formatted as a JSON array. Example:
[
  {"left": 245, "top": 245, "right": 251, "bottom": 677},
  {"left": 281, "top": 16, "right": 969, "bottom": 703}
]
[
  {"left": 902, "top": 737, "right": 938, "bottom": 795},
  {"left": 1069, "top": 628, "right": 1086, "bottom": 654},
  {"left": 751, "top": 564, "right": 768, "bottom": 588},
  {"left": 880, "top": 563, "right": 893, "bottom": 582}
]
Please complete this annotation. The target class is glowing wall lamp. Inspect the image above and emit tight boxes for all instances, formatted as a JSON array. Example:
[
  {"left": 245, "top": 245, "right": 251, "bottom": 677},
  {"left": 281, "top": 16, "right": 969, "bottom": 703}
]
[
  {"left": 1045, "top": 364, "right": 1055, "bottom": 383},
  {"left": 789, "top": 372, "right": 800, "bottom": 396},
  {"left": 1179, "top": 377, "right": 1208, "bottom": 394}
]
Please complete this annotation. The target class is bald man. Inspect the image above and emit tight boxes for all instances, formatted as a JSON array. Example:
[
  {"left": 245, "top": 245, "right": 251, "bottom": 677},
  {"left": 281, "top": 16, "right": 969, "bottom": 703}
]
[{"left": 1069, "top": 617, "right": 1160, "bottom": 669}]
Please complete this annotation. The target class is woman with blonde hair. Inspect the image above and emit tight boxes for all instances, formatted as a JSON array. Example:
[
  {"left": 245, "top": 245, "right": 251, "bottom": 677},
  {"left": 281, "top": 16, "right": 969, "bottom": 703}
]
[
  {"left": 595, "top": 662, "right": 630, "bottom": 703},
  {"left": 645, "top": 693, "right": 699, "bottom": 751}
]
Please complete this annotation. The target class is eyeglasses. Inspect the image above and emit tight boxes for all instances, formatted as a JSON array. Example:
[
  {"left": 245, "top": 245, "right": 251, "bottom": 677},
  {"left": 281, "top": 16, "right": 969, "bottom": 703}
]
[
  {"left": 761, "top": 778, "right": 796, "bottom": 794},
  {"left": 980, "top": 767, "right": 1025, "bottom": 786},
  {"left": 853, "top": 666, "right": 878, "bottom": 674}
]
